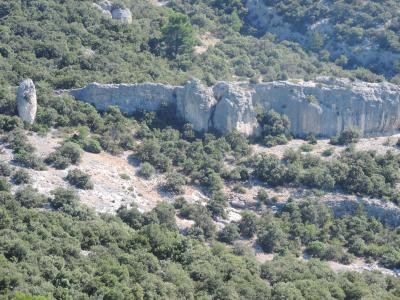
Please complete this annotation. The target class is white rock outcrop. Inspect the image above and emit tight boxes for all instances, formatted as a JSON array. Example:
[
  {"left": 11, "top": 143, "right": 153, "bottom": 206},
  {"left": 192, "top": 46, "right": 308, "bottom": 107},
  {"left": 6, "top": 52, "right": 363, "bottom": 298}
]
[
  {"left": 93, "top": 0, "right": 132, "bottom": 24},
  {"left": 62, "top": 77, "right": 400, "bottom": 138},
  {"left": 212, "top": 82, "right": 258, "bottom": 136},
  {"left": 16, "top": 79, "right": 37, "bottom": 125},
  {"left": 111, "top": 7, "right": 132, "bottom": 24}
]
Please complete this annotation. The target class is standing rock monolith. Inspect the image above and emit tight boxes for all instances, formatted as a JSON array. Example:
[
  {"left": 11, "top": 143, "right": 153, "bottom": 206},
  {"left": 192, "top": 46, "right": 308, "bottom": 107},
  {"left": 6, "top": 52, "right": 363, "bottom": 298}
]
[{"left": 16, "top": 79, "right": 37, "bottom": 125}]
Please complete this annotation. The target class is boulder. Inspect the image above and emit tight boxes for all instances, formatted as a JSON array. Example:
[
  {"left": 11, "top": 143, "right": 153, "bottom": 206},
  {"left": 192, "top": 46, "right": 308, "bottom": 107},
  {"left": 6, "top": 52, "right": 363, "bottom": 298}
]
[
  {"left": 16, "top": 79, "right": 37, "bottom": 125},
  {"left": 111, "top": 7, "right": 132, "bottom": 24},
  {"left": 93, "top": 1, "right": 132, "bottom": 24}
]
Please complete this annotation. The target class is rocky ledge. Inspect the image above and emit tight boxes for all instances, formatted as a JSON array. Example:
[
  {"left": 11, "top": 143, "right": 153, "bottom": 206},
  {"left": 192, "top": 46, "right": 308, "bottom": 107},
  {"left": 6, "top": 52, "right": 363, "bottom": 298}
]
[{"left": 61, "top": 77, "right": 400, "bottom": 138}]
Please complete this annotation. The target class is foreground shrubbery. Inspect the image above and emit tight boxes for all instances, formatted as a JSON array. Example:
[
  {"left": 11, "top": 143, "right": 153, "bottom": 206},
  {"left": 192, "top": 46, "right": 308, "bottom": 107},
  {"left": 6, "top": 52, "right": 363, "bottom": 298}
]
[{"left": 1, "top": 189, "right": 399, "bottom": 299}]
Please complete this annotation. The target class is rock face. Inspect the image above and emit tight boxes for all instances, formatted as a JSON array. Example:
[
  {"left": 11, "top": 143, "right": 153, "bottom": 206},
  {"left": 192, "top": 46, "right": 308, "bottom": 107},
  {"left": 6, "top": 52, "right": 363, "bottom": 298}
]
[
  {"left": 93, "top": 0, "right": 132, "bottom": 24},
  {"left": 63, "top": 77, "right": 400, "bottom": 138},
  {"left": 212, "top": 82, "right": 258, "bottom": 136},
  {"left": 251, "top": 78, "right": 400, "bottom": 137},
  {"left": 176, "top": 79, "right": 216, "bottom": 132},
  {"left": 67, "top": 82, "right": 177, "bottom": 114},
  {"left": 16, "top": 79, "right": 37, "bottom": 125}
]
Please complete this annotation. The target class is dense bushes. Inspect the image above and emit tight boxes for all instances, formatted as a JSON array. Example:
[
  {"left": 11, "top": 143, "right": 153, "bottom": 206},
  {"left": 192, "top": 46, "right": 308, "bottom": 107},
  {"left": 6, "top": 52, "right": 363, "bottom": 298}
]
[
  {"left": 257, "top": 109, "right": 291, "bottom": 147},
  {"left": 330, "top": 127, "right": 361, "bottom": 145},
  {"left": 66, "top": 169, "right": 93, "bottom": 190},
  {"left": 46, "top": 142, "right": 82, "bottom": 169},
  {"left": 252, "top": 148, "right": 400, "bottom": 202},
  {"left": 236, "top": 200, "right": 400, "bottom": 268},
  {"left": 5, "top": 129, "right": 46, "bottom": 170},
  {"left": 135, "top": 126, "right": 247, "bottom": 194},
  {"left": 259, "top": 0, "right": 400, "bottom": 76},
  {"left": 0, "top": 170, "right": 399, "bottom": 299},
  {"left": 12, "top": 169, "right": 31, "bottom": 185}
]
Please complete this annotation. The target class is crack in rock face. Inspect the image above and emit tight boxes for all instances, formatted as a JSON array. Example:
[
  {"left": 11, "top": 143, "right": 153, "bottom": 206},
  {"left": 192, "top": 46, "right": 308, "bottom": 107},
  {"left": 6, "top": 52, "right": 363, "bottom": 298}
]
[{"left": 16, "top": 79, "right": 37, "bottom": 125}]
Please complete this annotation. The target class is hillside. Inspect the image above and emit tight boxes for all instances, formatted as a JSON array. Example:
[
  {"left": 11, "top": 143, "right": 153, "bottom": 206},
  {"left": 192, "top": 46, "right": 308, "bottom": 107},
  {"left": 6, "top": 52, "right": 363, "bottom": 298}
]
[
  {"left": 1, "top": 1, "right": 400, "bottom": 299},
  {"left": 244, "top": 0, "right": 400, "bottom": 79}
]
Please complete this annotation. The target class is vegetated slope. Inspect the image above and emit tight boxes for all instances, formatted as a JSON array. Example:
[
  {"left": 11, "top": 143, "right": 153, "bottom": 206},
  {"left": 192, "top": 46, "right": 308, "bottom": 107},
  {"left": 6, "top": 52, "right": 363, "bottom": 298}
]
[
  {"left": 1, "top": 1, "right": 400, "bottom": 299},
  {"left": 0, "top": 113, "right": 400, "bottom": 298},
  {"left": 244, "top": 0, "right": 400, "bottom": 80},
  {"left": 0, "top": 0, "right": 354, "bottom": 94}
]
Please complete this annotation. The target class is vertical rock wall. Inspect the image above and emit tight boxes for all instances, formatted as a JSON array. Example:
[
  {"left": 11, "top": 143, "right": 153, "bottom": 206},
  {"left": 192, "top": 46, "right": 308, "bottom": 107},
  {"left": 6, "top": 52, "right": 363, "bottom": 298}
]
[{"left": 62, "top": 78, "right": 400, "bottom": 138}]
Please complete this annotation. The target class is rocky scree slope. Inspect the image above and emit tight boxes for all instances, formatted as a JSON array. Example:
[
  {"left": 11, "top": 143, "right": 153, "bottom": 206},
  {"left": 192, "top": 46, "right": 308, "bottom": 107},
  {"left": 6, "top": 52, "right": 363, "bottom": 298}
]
[{"left": 62, "top": 77, "right": 400, "bottom": 138}]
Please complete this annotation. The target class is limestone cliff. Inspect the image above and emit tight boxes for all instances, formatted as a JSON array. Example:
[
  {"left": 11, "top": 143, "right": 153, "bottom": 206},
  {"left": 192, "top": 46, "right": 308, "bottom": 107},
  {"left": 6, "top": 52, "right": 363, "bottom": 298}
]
[
  {"left": 176, "top": 79, "right": 216, "bottom": 132},
  {"left": 67, "top": 82, "right": 177, "bottom": 114},
  {"left": 62, "top": 77, "right": 400, "bottom": 138}
]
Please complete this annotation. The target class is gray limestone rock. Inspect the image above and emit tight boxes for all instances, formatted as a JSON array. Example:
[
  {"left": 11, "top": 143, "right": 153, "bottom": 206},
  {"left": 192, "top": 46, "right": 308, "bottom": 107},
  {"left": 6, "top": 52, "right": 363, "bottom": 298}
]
[
  {"left": 67, "top": 82, "right": 177, "bottom": 114},
  {"left": 16, "top": 79, "right": 37, "bottom": 125},
  {"left": 93, "top": 1, "right": 132, "bottom": 24},
  {"left": 212, "top": 82, "right": 259, "bottom": 136},
  {"left": 111, "top": 7, "right": 132, "bottom": 24},
  {"left": 176, "top": 79, "right": 216, "bottom": 132},
  {"left": 60, "top": 77, "right": 400, "bottom": 138}
]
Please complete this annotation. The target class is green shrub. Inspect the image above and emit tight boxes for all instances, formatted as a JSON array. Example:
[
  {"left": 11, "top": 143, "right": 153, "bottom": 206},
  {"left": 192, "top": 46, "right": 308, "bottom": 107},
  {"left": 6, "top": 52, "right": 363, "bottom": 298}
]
[
  {"left": 0, "top": 162, "right": 11, "bottom": 177},
  {"left": 331, "top": 128, "right": 361, "bottom": 145},
  {"left": 14, "top": 150, "right": 46, "bottom": 170},
  {"left": 46, "top": 142, "right": 82, "bottom": 169},
  {"left": 306, "top": 133, "right": 318, "bottom": 144},
  {"left": 257, "top": 109, "right": 291, "bottom": 147},
  {"left": 119, "top": 173, "right": 130, "bottom": 180},
  {"left": 12, "top": 169, "right": 31, "bottom": 185},
  {"left": 83, "top": 139, "right": 102, "bottom": 154},
  {"left": 15, "top": 186, "right": 46, "bottom": 208},
  {"left": 207, "top": 191, "right": 228, "bottom": 218},
  {"left": 164, "top": 172, "right": 187, "bottom": 194},
  {"left": 0, "top": 115, "right": 23, "bottom": 132},
  {"left": 0, "top": 177, "right": 10, "bottom": 191},
  {"left": 254, "top": 154, "right": 287, "bottom": 186},
  {"left": 66, "top": 169, "right": 93, "bottom": 190},
  {"left": 50, "top": 187, "right": 80, "bottom": 212},
  {"left": 217, "top": 224, "right": 240, "bottom": 244},
  {"left": 138, "top": 162, "right": 156, "bottom": 179},
  {"left": 322, "top": 147, "right": 334, "bottom": 157},
  {"left": 300, "top": 143, "right": 313, "bottom": 152}
]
